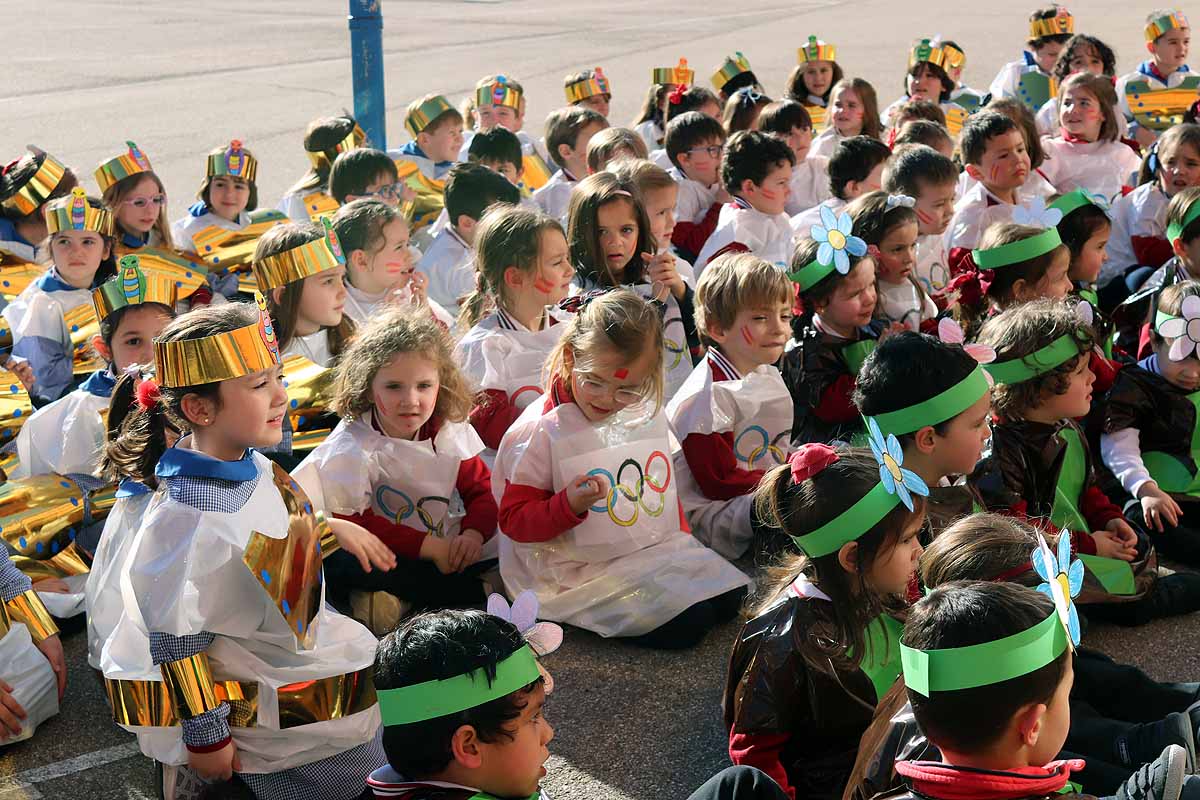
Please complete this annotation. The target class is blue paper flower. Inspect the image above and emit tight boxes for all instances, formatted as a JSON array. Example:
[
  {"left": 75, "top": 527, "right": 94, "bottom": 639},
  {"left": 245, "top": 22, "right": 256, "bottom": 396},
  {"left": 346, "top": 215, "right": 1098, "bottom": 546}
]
[
  {"left": 866, "top": 417, "right": 930, "bottom": 511},
  {"left": 1032, "top": 534, "right": 1084, "bottom": 648},
  {"left": 811, "top": 206, "right": 867, "bottom": 275}
]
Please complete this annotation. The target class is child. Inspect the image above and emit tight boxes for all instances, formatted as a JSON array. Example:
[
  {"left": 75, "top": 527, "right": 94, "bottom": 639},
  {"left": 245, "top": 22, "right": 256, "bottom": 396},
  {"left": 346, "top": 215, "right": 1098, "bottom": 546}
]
[
  {"left": 633, "top": 58, "right": 695, "bottom": 151},
  {"left": 758, "top": 100, "right": 831, "bottom": 216},
  {"left": 1103, "top": 279, "right": 1200, "bottom": 566},
  {"left": 884, "top": 144, "right": 960, "bottom": 294},
  {"left": 695, "top": 131, "right": 795, "bottom": 273},
  {"left": 467, "top": 126, "right": 526, "bottom": 189},
  {"left": 569, "top": 171, "right": 698, "bottom": 397},
  {"left": 606, "top": 158, "right": 693, "bottom": 289},
  {"left": 945, "top": 112, "right": 1032, "bottom": 271},
  {"left": 1038, "top": 73, "right": 1141, "bottom": 203},
  {"left": 1117, "top": 10, "right": 1198, "bottom": 147},
  {"left": 293, "top": 308, "right": 498, "bottom": 634},
  {"left": 278, "top": 115, "right": 367, "bottom": 222},
  {"left": 460, "top": 75, "right": 553, "bottom": 189},
  {"left": 0, "top": 547, "right": 64, "bottom": 746},
  {"left": 1035, "top": 34, "right": 1120, "bottom": 136},
  {"left": 664, "top": 85, "right": 725, "bottom": 129},
  {"left": 782, "top": 222, "right": 882, "bottom": 445},
  {"left": 95, "top": 141, "right": 175, "bottom": 250},
  {"left": 723, "top": 87, "right": 771, "bottom": 134},
  {"left": 785, "top": 36, "right": 843, "bottom": 131},
  {"left": 725, "top": 443, "right": 927, "bottom": 799},
  {"left": 810, "top": 78, "right": 884, "bottom": 159},
  {"left": 456, "top": 205, "right": 573, "bottom": 452},
  {"left": 172, "top": 140, "right": 286, "bottom": 298},
  {"left": 330, "top": 147, "right": 404, "bottom": 205},
  {"left": 565, "top": 67, "right": 612, "bottom": 118},
  {"left": 13, "top": 256, "right": 173, "bottom": 481},
  {"left": 533, "top": 106, "right": 608, "bottom": 221},
  {"left": 989, "top": 5, "right": 1075, "bottom": 112},
  {"left": 1107, "top": 127, "right": 1200, "bottom": 310},
  {"left": 712, "top": 52, "right": 761, "bottom": 102},
  {"left": 0, "top": 148, "right": 76, "bottom": 269},
  {"left": 664, "top": 111, "right": 730, "bottom": 261},
  {"left": 883, "top": 39, "right": 970, "bottom": 136},
  {"left": 585, "top": 126, "right": 650, "bottom": 174},
  {"left": 790, "top": 135, "right": 891, "bottom": 239},
  {"left": 494, "top": 289, "right": 750, "bottom": 646},
  {"left": 894, "top": 120, "right": 954, "bottom": 157},
  {"left": 849, "top": 191, "right": 936, "bottom": 331},
  {"left": 4, "top": 189, "right": 115, "bottom": 405},
  {"left": 666, "top": 253, "right": 793, "bottom": 559},
  {"left": 419, "top": 163, "right": 520, "bottom": 313},
  {"left": 117, "top": 300, "right": 390, "bottom": 794},
  {"left": 394, "top": 95, "right": 464, "bottom": 182},
  {"left": 1052, "top": 188, "right": 1112, "bottom": 312},
  {"left": 941, "top": 40, "right": 988, "bottom": 114}
]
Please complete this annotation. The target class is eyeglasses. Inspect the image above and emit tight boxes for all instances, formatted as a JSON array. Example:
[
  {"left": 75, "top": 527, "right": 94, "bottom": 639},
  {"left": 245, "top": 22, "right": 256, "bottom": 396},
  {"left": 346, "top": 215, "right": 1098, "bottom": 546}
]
[
  {"left": 367, "top": 183, "right": 405, "bottom": 201},
  {"left": 573, "top": 370, "right": 647, "bottom": 406},
  {"left": 122, "top": 194, "right": 167, "bottom": 209},
  {"left": 686, "top": 145, "right": 724, "bottom": 159}
]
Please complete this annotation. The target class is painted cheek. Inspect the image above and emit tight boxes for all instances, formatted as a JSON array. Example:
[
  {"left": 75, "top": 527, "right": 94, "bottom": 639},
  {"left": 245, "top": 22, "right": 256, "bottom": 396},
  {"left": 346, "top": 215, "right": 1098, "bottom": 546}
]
[
  {"left": 533, "top": 275, "right": 556, "bottom": 294},
  {"left": 740, "top": 325, "right": 755, "bottom": 346},
  {"left": 915, "top": 208, "right": 936, "bottom": 226},
  {"left": 613, "top": 368, "right": 629, "bottom": 380}
]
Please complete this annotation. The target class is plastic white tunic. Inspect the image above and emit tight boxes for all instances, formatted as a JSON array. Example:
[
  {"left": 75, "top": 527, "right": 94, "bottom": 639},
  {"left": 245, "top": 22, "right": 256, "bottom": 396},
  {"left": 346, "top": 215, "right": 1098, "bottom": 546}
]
[
  {"left": 785, "top": 156, "right": 831, "bottom": 217},
  {"left": 2, "top": 280, "right": 90, "bottom": 360},
  {"left": 1038, "top": 137, "right": 1141, "bottom": 204},
  {"left": 1103, "top": 183, "right": 1169, "bottom": 286},
  {"left": 695, "top": 203, "right": 793, "bottom": 274},
  {"left": 122, "top": 452, "right": 380, "bottom": 772},
  {"left": 0, "top": 622, "right": 57, "bottom": 744},
  {"left": 12, "top": 388, "right": 107, "bottom": 479},
  {"left": 494, "top": 400, "right": 750, "bottom": 637},
  {"left": 457, "top": 310, "right": 569, "bottom": 425}
]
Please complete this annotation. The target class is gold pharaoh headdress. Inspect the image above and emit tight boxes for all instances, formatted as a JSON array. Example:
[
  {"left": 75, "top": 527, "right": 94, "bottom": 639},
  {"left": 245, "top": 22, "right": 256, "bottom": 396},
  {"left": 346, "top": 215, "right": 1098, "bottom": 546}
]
[
  {"left": 1, "top": 152, "right": 68, "bottom": 216},
  {"left": 652, "top": 58, "right": 694, "bottom": 87},
  {"left": 712, "top": 52, "right": 753, "bottom": 92},
  {"left": 798, "top": 36, "right": 836, "bottom": 64},
  {"left": 476, "top": 76, "right": 523, "bottom": 109},
  {"left": 154, "top": 292, "right": 281, "bottom": 388},
  {"left": 92, "top": 255, "right": 177, "bottom": 322},
  {"left": 44, "top": 188, "right": 114, "bottom": 237},
  {"left": 94, "top": 141, "right": 154, "bottom": 194},
  {"left": 252, "top": 217, "right": 346, "bottom": 293},
  {"left": 1030, "top": 6, "right": 1074, "bottom": 39},
  {"left": 565, "top": 69, "right": 611, "bottom": 103},
  {"left": 206, "top": 140, "right": 258, "bottom": 184},
  {"left": 909, "top": 38, "right": 966, "bottom": 72}
]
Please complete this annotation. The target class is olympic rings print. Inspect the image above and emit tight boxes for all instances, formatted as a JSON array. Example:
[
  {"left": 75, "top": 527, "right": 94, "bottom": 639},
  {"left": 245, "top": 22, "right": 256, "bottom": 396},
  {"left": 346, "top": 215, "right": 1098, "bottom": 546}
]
[
  {"left": 509, "top": 384, "right": 542, "bottom": 408},
  {"left": 586, "top": 450, "right": 672, "bottom": 527},
  {"left": 664, "top": 314, "right": 686, "bottom": 370},
  {"left": 374, "top": 485, "right": 452, "bottom": 536},
  {"left": 734, "top": 426, "right": 789, "bottom": 468}
]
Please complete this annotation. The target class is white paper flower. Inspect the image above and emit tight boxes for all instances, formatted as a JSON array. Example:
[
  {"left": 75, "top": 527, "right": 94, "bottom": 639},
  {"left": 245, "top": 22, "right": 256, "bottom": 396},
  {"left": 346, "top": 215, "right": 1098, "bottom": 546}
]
[
  {"left": 1158, "top": 294, "right": 1200, "bottom": 361},
  {"left": 488, "top": 590, "right": 564, "bottom": 692},
  {"left": 1012, "top": 197, "right": 1063, "bottom": 228},
  {"left": 1074, "top": 300, "right": 1094, "bottom": 326}
]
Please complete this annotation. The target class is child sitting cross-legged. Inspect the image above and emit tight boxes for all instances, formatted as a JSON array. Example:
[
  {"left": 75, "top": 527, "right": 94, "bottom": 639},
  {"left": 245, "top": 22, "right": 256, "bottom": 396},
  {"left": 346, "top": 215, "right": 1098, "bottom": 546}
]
[{"left": 666, "top": 253, "right": 794, "bottom": 560}]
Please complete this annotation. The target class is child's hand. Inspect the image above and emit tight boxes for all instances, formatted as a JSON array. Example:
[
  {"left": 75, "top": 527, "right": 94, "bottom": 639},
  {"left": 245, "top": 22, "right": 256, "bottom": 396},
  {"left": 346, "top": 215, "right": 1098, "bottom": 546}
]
[
  {"left": 31, "top": 578, "right": 70, "bottom": 594},
  {"left": 566, "top": 474, "right": 607, "bottom": 516},
  {"left": 400, "top": 183, "right": 418, "bottom": 204},
  {"left": 1138, "top": 483, "right": 1182, "bottom": 532},
  {"left": 35, "top": 633, "right": 65, "bottom": 701},
  {"left": 327, "top": 518, "right": 397, "bottom": 573},
  {"left": 1091, "top": 530, "right": 1137, "bottom": 561},
  {"left": 189, "top": 740, "right": 240, "bottom": 782},
  {"left": 1106, "top": 518, "right": 1139, "bottom": 548},
  {"left": 0, "top": 679, "right": 27, "bottom": 741},
  {"left": 407, "top": 271, "right": 429, "bottom": 305},
  {"left": 419, "top": 535, "right": 455, "bottom": 574},
  {"left": 642, "top": 252, "right": 686, "bottom": 299},
  {"left": 448, "top": 529, "right": 484, "bottom": 572}
]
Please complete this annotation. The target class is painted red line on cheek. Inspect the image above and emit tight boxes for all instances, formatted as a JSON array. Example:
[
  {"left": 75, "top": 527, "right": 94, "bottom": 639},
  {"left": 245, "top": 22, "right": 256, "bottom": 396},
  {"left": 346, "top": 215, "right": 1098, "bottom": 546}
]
[
  {"left": 613, "top": 368, "right": 629, "bottom": 379},
  {"left": 760, "top": 188, "right": 779, "bottom": 200},
  {"left": 740, "top": 325, "right": 755, "bottom": 345},
  {"left": 989, "top": 164, "right": 1001, "bottom": 182},
  {"left": 916, "top": 208, "right": 936, "bottom": 225},
  {"left": 533, "top": 276, "right": 555, "bottom": 293}
]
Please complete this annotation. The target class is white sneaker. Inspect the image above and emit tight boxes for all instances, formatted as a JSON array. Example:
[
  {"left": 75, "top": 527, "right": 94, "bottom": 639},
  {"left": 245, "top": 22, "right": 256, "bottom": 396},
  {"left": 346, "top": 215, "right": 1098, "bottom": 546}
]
[{"left": 350, "top": 591, "right": 411, "bottom": 636}]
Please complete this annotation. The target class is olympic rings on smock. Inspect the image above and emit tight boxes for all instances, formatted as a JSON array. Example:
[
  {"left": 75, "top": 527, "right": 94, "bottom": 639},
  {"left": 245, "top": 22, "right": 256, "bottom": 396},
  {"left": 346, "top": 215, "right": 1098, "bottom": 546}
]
[
  {"left": 734, "top": 425, "right": 788, "bottom": 468},
  {"left": 586, "top": 451, "right": 672, "bottom": 527}
]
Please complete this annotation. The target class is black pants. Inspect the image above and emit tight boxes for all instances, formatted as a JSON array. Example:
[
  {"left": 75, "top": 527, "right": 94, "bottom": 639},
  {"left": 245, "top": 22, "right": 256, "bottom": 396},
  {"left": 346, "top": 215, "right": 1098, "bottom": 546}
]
[
  {"left": 1074, "top": 647, "right": 1200, "bottom": 722},
  {"left": 1081, "top": 520, "right": 1200, "bottom": 626},
  {"left": 626, "top": 587, "right": 748, "bottom": 649},
  {"left": 323, "top": 549, "right": 492, "bottom": 613},
  {"left": 1126, "top": 502, "right": 1200, "bottom": 567},
  {"left": 687, "top": 766, "right": 789, "bottom": 800}
]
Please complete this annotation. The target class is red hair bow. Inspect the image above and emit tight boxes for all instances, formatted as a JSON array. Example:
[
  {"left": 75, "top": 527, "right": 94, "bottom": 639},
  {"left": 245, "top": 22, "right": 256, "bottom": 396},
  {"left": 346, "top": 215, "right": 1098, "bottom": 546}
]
[
  {"left": 944, "top": 251, "right": 994, "bottom": 311},
  {"left": 135, "top": 378, "right": 161, "bottom": 411},
  {"left": 788, "top": 443, "right": 839, "bottom": 484},
  {"left": 668, "top": 83, "right": 687, "bottom": 105}
]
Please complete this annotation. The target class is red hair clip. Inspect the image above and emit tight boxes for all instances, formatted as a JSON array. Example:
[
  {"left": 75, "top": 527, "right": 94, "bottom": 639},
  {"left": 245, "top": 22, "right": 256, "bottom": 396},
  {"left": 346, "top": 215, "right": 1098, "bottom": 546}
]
[
  {"left": 135, "top": 377, "right": 161, "bottom": 411},
  {"left": 668, "top": 83, "right": 687, "bottom": 105},
  {"left": 787, "top": 443, "right": 839, "bottom": 484}
]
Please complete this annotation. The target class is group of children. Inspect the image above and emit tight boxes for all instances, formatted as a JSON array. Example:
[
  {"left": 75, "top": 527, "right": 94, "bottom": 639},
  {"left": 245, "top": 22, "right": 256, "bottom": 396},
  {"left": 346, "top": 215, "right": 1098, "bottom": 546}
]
[{"left": 5, "top": 4, "right": 1200, "bottom": 800}]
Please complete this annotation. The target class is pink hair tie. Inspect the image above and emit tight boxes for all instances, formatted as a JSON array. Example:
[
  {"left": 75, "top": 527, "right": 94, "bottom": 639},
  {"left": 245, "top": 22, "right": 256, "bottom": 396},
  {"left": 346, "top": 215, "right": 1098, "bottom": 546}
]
[{"left": 787, "top": 443, "right": 839, "bottom": 484}]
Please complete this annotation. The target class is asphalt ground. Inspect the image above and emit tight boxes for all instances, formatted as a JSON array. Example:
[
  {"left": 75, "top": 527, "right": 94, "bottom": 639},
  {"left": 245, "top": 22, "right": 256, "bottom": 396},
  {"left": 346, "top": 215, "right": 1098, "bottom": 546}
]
[{"left": 4, "top": 0, "right": 1200, "bottom": 797}]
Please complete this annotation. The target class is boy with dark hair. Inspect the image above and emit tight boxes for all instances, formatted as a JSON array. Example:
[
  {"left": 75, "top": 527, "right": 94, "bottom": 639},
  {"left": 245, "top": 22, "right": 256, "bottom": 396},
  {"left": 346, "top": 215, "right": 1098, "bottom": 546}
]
[
  {"left": 694, "top": 131, "right": 795, "bottom": 274},
  {"left": 468, "top": 128, "right": 525, "bottom": 190},
  {"left": 534, "top": 107, "right": 608, "bottom": 221},
  {"left": 945, "top": 111, "right": 1031, "bottom": 272},
  {"left": 330, "top": 148, "right": 404, "bottom": 206},
  {"left": 1117, "top": 10, "right": 1197, "bottom": 147},
  {"left": 790, "top": 135, "right": 890, "bottom": 236},
  {"left": 419, "top": 163, "right": 521, "bottom": 312},
  {"left": 885, "top": 144, "right": 960, "bottom": 293},
  {"left": 758, "top": 99, "right": 831, "bottom": 216},
  {"left": 989, "top": 5, "right": 1076, "bottom": 112},
  {"left": 664, "top": 111, "right": 731, "bottom": 262},
  {"left": 460, "top": 76, "right": 555, "bottom": 192}
]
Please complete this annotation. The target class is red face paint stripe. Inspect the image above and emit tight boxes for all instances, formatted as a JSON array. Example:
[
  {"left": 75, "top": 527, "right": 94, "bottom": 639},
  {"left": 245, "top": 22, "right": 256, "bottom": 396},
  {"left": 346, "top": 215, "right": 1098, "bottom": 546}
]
[
  {"left": 533, "top": 276, "right": 555, "bottom": 293},
  {"left": 740, "top": 325, "right": 755, "bottom": 345},
  {"left": 614, "top": 368, "right": 629, "bottom": 379},
  {"left": 916, "top": 208, "right": 936, "bottom": 225}
]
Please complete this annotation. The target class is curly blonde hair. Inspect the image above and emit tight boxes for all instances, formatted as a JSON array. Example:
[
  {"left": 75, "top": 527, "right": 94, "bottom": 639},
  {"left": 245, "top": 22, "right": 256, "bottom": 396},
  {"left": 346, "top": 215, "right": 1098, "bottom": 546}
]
[{"left": 331, "top": 307, "right": 476, "bottom": 423}]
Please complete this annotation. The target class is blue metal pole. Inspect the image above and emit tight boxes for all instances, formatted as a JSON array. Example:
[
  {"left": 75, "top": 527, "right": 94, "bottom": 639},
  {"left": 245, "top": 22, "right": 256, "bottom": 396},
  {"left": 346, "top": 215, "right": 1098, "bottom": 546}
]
[{"left": 348, "top": 0, "right": 387, "bottom": 151}]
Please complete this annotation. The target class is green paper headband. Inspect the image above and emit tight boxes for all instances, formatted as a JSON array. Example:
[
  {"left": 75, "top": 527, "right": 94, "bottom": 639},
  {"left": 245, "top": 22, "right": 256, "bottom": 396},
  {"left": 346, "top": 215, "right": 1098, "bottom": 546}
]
[
  {"left": 901, "top": 609, "right": 1067, "bottom": 696},
  {"left": 972, "top": 227, "right": 1062, "bottom": 270},
  {"left": 1155, "top": 309, "right": 1177, "bottom": 333},
  {"left": 983, "top": 331, "right": 1086, "bottom": 385},
  {"left": 1167, "top": 196, "right": 1200, "bottom": 243},
  {"left": 789, "top": 257, "right": 834, "bottom": 291},
  {"left": 868, "top": 366, "right": 990, "bottom": 435},
  {"left": 1049, "top": 189, "right": 1105, "bottom": 219},
  {"left": 792, "top": 482, "right": 902, "bottom": 557},
  {"left": 377, "top": 644, "right": 541, "bottom": 726}
]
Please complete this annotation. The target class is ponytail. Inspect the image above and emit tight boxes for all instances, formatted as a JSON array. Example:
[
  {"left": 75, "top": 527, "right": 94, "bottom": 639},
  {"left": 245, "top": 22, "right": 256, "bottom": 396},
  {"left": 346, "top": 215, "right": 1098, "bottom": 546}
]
[{"left": 100, "top": 370, "right": 172, "bottom": 484}]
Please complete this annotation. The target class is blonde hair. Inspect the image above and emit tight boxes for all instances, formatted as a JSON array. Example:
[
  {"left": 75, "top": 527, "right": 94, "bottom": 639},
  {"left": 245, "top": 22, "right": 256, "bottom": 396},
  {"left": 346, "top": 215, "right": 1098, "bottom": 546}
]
[
  {"left": 332, "top": 306, "right": 475, "bottom": 423},
  {"left": 102, "top": 172, "right": 175, "bottom": 249},
  {"left": 605, "top": 158, "right": 676, "bottom": 194},
  {"left": 457, "top": 205, "right": 565, "bottom": 330},
  {"left": 586, "top": 127, "right": 650, "bottom": 173},
  {"left": 544, "top": 288, "right": 666, "bottom": 413},
  {"left": 1056, "top": 72, "right": 1120, "bottom": 142},
  {"left": 695, "top": 253, "right": 792, "bottom": 347}
]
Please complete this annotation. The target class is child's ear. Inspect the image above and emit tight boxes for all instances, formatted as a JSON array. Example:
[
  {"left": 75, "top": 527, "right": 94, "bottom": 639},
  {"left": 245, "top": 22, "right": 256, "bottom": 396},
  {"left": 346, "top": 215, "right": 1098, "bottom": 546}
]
[
  {"left": 103, "top": 241, "right": 113, "bottom": 260},
  {"left": 456, "top": 215, "right": 477, "bottom": 236},
  {"left": 1015, "top": 701, "right": 1048, "bottom": 748},
  {"left": 1172, "top": 236, "right": 1188, "bottom": 259},
  {"left": 416, "top": 130, "right": 432, "bottom": 150},
  {"left": 348, "top": 248, "right": 370, "bottom": 272},
  {"left": 740, "top": 178, "right": 758, "bottom": 197},
  {"left": 449, "top": 724, "right": 485, "bottom": 770},
  {"left": 270, "top": 287, "right": 284, "bottom": 305},
  {"left": 1146, "top": 40, "right": 1158, "bottom": 57},
  {"left": 963, "top": 163, "right": 983, "bottom": 182},
  {"left": 1009, "top": 277, "right": 1031, "bottom": 302},
  {"left": 503, "top": 265, "right": 525, "bottom": 290},
  {"left": 179, "top": 392, "right": 217, "bottom": 428},
  {"left": 91, "top": 334, "right": 112, "bottom": 364},
  {"left": 706, "top": 319, "right": 729, "bottom": 345},
  {"left": 557, "top": 143, "right": 574, "bottom": 163},
  {"left": 843, "top": 179, "right": 861, "bottom": 199},
  {"left": 912, "top": 425, "right": 938, "bottom": 455},
  {"left": 836, "top": 540, "right": 860, "bottom": 574}
]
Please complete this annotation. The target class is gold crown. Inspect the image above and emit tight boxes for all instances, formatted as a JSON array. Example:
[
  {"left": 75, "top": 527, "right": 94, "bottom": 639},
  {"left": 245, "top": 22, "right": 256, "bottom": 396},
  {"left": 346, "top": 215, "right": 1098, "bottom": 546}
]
[
  {"left": 305, "top": 122, "right": 366, "bottom": 171},
  {"left": 252, "top": 218, "right": 346, "bottom": 292},
  {"left": 1030, "top": 7, "right": 1074, "bottom": 39},
  {"left": 476, "top": 77, "right": 523, "bottom": 109},
  {"left": 154, "top": 293, "right": 281, "bottom": 388},
  {"left": 712, "top": 52, "right": 753, "bottom": 91},
  {"left": 652, "top": 58, "right": 694, "bottom": 87},
  {"left": 44, "top": 188, "right": 114, "bottom": 237},
  {"left": 1146, "top": 10, "right": 1189, "bottom": 42},
  {"left": 94, "top": 141, "right": 153, "bottom": 194},
  {"left": 0, "top": 153, "right": 68, "bottom": 217},
  {"left": 798, "top": 35, "right": 836, "bottom": 64},
  {"left": 565, "top": 68, "right": 611, "bottom": 103},
  {"left": 405, "top": 96, "right": 455, "bottom": 137},
  {"left": 91, "top": 255, "right": 177, "bottom": 321},
  {"left": 206, "top": 140, "right": 258, "bottom": 183},
  {"left": 909, "top": 38, "right": 966, "bottom": 72}
]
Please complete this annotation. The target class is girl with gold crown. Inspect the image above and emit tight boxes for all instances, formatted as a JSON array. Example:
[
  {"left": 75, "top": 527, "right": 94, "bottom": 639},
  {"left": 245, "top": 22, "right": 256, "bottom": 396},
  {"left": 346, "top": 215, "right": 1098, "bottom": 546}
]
[
  {"left": 882, "top": 39, "right": 972, "bottom": 136},
  {"left": 0, "top": 148, "right": 77, "bottom": 266},
  {"left": 96, "top": 141, "right": 175, "bottom": 252},
  {"left": 785, "top": 36, "right": 843, "bottom": 131},
  {"left": 111, "top": 297, "right": 394, "bottom": 796},
  {"left": 279, "top": 115, "right": 367, "bottom": 224},
  {"left": 3, "top": 189, "right": 116, "bottom": 405}
]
